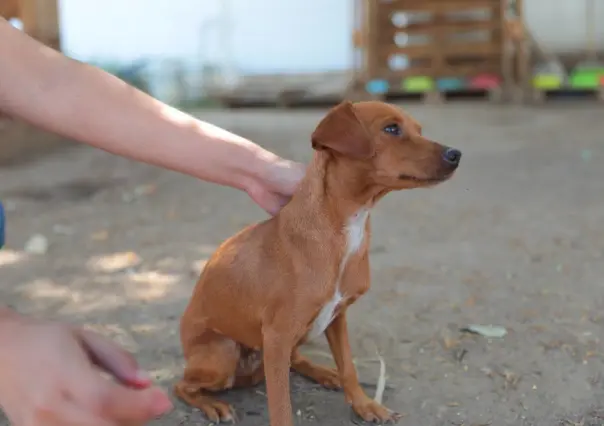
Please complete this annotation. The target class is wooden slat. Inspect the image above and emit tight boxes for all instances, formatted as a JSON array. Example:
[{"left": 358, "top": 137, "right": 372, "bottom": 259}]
[
  {"left": 375, "top": 62, "right": 502, "bottom": 79},
  {"left": 378, "top": 23, "right": 500, "bottom": 47},
  {"left": 377, "top": 0, "right": 499, "bottom": 14},
  {"left": 381, "top": 41, "right": 501, "bottom": 59},
  {"left": 379, "top": 18, "right": 500, "bottom": 37}
]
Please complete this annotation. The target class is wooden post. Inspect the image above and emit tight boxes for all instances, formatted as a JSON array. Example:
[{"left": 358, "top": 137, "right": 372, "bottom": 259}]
[
  {"left": 499, "top": 0, "right": 512, "bottom": 101},
  {"left": 348, "top": 0, "right": 370, "bottom": 100},
  {"left": 514, "top": 0, "right": 529, "bottom": 103},
  {"left": 0, "top": 0, "right": 20, "bottom": 20},
  {"left": 18, "top": 0, "right": 61, "bottom": 50},
  {"left": 364, "top": 0, "right": 380, "bottom": 83},
  {"left": 431, "top": 3, "right": 446, "bottom": 102},
  {"left": 351, "top": 0, "right": 363, "bottom": 87}
]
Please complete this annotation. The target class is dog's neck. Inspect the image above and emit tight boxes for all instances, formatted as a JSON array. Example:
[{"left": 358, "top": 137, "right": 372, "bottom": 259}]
[{"left": 286, "top": 152, "right": 389, "bottom": 226}]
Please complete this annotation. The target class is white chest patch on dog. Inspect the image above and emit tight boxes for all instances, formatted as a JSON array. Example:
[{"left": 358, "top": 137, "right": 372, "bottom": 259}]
[{"left": 307, "top": 208, "right": 369, "bottom": 340}]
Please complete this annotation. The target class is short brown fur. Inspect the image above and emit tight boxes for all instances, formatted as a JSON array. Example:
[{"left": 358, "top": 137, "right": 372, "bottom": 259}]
[{"left": 175, "top": 101, "right": 461, "bottom": 425}]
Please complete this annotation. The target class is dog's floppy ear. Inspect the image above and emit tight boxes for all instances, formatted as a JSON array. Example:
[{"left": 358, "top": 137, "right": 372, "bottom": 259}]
[{"left": 311, "top": 101, "right": 374, "bottom": 159}]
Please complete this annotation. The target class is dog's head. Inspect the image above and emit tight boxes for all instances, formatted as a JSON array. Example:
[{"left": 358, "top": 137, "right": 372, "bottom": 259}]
[{"left": 311, "top": 101, "right": 461, "bottom": 190}]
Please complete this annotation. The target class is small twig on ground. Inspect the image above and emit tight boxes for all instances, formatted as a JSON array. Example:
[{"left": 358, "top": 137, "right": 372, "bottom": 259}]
[{"left": 373, "top": 351, "right": 387, "bottom": 404}]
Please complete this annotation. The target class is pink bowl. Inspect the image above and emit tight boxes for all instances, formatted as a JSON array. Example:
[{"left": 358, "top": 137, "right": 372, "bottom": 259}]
[{"left": 469, "top": 74, "right": 501, "bottom": 89}]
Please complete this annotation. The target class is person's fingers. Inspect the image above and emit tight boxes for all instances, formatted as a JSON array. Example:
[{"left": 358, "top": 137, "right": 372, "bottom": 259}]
[
  {"left": 275, "top": 193, "right": 292, "bottom": 210},
  {"left": 97, "top": 381, "right": 173, "bottom": 423},
  {"left": 265, "top": 193, "right": 293, "bottom": 215},
  {"left": 283, "top": 161, "right": 306, "bottom": 194},
  {"left": 246, "top": 184, "right": 281, "bottom": 216},
  {"left": 269, "top": 159, "right": 305, "bottom": 195},
  {"left": 48, "top": 400, "right": 114, "bottom": 426},
  {"left": 76, "top": 329, "right": 151, "bottom": 389},
  {"left": 262, "top": 194, "right": 285, "bottom": 216}
]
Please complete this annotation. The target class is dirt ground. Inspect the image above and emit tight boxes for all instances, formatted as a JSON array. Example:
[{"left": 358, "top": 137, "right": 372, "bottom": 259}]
[{"left": 1, "top": 102, "right": 604, "bottom": 426}]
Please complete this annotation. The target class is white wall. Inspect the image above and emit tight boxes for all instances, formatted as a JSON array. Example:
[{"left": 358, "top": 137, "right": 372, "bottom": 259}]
[
  {"left": 525, "top": 0, "right": 604, "bottom": 52},
  {"left": 59, "top": 0, "right": 354, "bottom": 73},
  {"left": 58, "top": 0, "right": 603, "bottom": 74},
  {"left": 59, "top": 0, "right": 220, "bottom": 61},
  {"left": 227, "top": 0, "right": 352, "bottom": 73}
]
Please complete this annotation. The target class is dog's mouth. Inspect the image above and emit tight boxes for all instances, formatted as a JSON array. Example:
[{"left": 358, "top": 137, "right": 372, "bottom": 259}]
[{"left": 398, "top": 173, "right": 453, "bottom": 183}]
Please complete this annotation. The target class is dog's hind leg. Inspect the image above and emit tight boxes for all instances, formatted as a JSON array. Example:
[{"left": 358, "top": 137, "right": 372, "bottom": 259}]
[
  {"left": 174, "top": 331, "right": 240, "bottom": 423},
  {"left": 290, "top": 349, "right": 342, "bottom": 390},
  {"left": 232, "top": 347, "right": 265, "bottom": 388}
]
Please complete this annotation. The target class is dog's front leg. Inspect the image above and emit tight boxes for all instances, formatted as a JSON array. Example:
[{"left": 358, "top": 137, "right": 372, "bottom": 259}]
[
  {"left": 326, "top": 312, "right": 401, "bottom": 423},
  {"left": 263, "top": 328, "right": 294, "bottom": 426}
]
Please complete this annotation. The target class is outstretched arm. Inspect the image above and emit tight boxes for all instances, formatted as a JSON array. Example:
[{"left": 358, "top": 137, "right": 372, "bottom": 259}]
[{"left": 0, "top": 18, "right": 304, "bottom": 214}]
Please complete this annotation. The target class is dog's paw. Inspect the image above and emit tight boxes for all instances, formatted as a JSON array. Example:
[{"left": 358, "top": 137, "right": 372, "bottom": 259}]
[
  {"left": 199, "top": 400, "right": 237, "bottom": 424},
  {"left": 351, "top": 398, "right": 402, "bottom": 424},
  {"left": 315, "top": 367, "right": 342, "bottom": 390},
  {"left": 175, "top": 381, "right": 236, "bottom": 423}
]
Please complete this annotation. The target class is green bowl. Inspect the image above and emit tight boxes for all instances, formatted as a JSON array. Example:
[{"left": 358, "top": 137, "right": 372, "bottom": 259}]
[
  {"left": 532, "top": 74, "right": 563, "bottom": 90},
  {"left": 569, "top": 70, "right": 600, "bottom": 89},
  {"left": 402, "top": 76, "right": 434, "bottom": 92}
]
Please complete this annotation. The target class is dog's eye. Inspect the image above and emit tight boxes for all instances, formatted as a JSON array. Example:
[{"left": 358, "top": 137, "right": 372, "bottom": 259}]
[{"left": 383, "top": 123, "right": 402, "bottom": 136}]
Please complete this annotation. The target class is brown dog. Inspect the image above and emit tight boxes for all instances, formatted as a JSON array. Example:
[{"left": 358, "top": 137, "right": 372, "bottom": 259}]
[{"left": 174, "top": 101, "right": 461, "bottom": 425}]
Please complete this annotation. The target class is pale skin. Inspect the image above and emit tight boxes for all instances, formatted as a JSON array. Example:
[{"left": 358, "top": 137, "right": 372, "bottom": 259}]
[{"left": 0, "top": 18, "right": 304, "bottom": 426}]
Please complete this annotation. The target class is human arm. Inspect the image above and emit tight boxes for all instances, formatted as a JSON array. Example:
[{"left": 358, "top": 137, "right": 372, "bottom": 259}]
[{"left": 0, "top": 18, "right": 304, "bottom": 214}]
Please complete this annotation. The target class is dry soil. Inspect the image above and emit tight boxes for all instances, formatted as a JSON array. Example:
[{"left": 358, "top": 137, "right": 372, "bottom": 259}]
[{"left": 1, "top": 103, "right": 604, "bottom": 426}]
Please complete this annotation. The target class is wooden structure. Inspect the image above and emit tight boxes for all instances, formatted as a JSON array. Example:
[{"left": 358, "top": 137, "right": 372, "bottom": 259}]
[
  {"left": 1, "top": 0, "right": 61, "bottom": 50},
  {"left": 0, "top": 0, "right": 67, "bottom": 166},
  {"left": 350, "top": 0, "right": 520, "bottom": 101},
  {"left": 0, "top": 0, "right": 19, "bottom": 21},
  {"left": 501, "top": 0, "right": 535, "bottom": 102}
]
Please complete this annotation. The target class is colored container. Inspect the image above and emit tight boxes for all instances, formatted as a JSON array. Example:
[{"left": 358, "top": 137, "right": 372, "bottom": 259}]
[
  {"left": 436, "top": 77, "right": 466, "bottom": 91},
  {"left": 402, "top": 76, "right": 434, "bottom": 92},
  {"left": 532, "top": 74, "right": 563, "bottom": 90},
  {"left": 366, "top": 79, "right": 389, "bottom": 95},
  {"left": 600, "top": 75, "right": 604, "bottom": 87},
  {"left": 569, "top": 70, "right": 600, "bottom": 89},
  {"left": 469, "top": 74, "right": 501, "bottom": 89}
]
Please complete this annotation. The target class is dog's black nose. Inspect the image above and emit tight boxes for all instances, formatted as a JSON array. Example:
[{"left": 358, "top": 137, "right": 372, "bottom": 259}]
[{"left": 442, "top": 148, "right": 462, "bottom": 165}]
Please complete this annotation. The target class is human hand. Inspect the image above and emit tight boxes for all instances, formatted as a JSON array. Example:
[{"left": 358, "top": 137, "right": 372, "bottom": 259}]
[
  {"left": 245, "top": 157, "right": 306, "bottom": 215},
  {"left": 0, "top": 313, "right": 172, "bottom": 426}
]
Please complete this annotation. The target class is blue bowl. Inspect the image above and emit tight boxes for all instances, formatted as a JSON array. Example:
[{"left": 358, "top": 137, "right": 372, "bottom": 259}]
[
  {"left": 366, "top": 79, "right": 389, "bottom": 95},
  {"left": 437, "top": 77, "right": 466, "bottom": 91}
]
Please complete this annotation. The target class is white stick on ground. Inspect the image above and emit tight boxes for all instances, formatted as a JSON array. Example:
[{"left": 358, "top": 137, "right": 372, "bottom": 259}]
[{"left": 374, "top": 352, "right": 387, "bottom": 404}]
